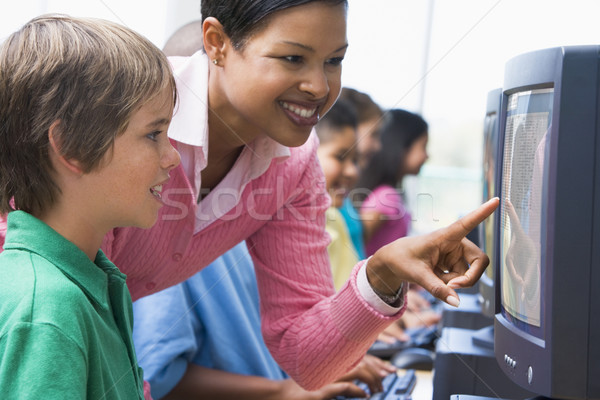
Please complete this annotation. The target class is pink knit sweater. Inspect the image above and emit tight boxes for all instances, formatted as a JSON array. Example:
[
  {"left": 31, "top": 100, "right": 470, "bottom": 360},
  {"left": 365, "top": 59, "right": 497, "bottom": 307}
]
[{"left": 100, "top": 134, "right": 402, "bottom": 389}]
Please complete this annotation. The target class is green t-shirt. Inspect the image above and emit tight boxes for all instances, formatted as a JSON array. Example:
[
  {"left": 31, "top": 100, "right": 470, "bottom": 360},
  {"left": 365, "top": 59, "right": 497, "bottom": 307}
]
[{"left": 0, "top": 211, "right": 145, "bottom": 399}]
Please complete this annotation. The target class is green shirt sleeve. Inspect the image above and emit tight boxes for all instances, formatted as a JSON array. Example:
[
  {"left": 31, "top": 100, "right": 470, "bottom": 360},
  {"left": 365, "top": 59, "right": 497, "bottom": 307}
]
[{"left": 0, "top": 322, "right": 87, "bottom": 399}]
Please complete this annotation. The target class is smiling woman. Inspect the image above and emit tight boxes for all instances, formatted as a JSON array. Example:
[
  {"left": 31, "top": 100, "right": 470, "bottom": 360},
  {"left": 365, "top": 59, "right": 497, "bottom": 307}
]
[
  {"left": 92, "top": 0, "right": 498, "bottom": 391},
  {"left": 203, "top": 1, "right": 347, "bottom": 149}
]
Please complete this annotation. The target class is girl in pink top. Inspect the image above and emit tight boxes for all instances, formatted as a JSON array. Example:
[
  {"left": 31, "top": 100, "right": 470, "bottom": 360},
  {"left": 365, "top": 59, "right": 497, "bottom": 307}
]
[
  {"left": 358, "top": 109, "right": 430, "bottom": 256},
  {"left": 98, "top": 0, "right": 497, "bottom": 390}
]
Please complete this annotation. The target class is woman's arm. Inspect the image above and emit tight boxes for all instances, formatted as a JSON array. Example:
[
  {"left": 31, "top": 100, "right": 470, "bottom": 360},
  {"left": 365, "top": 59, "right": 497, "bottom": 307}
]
[
  {"left": 247, "top": 139, "right": 404, "bottom": 389},
  {"left": 251, "top": 145, "right": 497, "bottom": 388}
]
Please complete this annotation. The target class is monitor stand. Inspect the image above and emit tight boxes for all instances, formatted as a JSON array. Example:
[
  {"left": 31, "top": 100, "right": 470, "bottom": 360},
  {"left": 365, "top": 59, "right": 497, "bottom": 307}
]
[
  {"left": 441, "top": 292, "right": 493, "bottom": 330},
  {"left": 471, "top": 325, "right": 494, "bottom": 349}
]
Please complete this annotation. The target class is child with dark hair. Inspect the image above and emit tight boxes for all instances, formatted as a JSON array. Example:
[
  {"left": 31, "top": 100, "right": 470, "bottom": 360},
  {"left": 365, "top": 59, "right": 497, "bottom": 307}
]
[
  {"left": 357, "top": 109, "right": 429, "bottom": 256},
  {"left": 320, "top": 104, "right": 439, "bottom": 343},
  {"left": 357, "top": 109, "right": 442, "bottom": 336},
  {"left": 0, "top": 14, "right": 180, "bottom": 398},
  {"left": 336, "top": 87, "right": 386, "bottom": 261}
]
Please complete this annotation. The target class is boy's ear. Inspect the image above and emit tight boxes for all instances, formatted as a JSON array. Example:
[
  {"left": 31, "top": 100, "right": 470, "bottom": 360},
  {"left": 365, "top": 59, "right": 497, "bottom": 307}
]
[
  {"left": 48, "top": 120, "right": 84, "bottom": 175},
  {"left": 202, "top": 17, "right": 227, "bottom": 63}
]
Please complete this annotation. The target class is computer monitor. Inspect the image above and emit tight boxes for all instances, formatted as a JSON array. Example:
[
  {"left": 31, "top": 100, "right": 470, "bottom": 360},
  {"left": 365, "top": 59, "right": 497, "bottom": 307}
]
[
  {"left": 494, "top": 45, "right": 600, "bottom": 399},
  {"left": 479, "top": 87, "right": 502, "bottom": 319}
]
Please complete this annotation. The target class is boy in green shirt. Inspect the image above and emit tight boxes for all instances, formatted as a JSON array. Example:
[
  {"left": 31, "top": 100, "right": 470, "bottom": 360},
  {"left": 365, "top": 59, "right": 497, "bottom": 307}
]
[{"left": 0, "top": 14, "right": 180, "bottom": 399}]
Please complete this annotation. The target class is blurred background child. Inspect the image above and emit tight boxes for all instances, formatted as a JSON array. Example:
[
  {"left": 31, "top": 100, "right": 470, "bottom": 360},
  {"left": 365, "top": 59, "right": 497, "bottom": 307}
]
[
  {"left": 357, "top": 109, "right": 429, "bottom": 257},
  {"left": 355, "top": 109, "right": 441, "bottom": 338},
  {"left": 336, "top": 87, "right": 386, "bottom": 260},
  {"left": 315, "top": 98, "right": 361, "bottom": 290},
  {"left": 339, "top": 87, "right": 385, "bottom": 171}
]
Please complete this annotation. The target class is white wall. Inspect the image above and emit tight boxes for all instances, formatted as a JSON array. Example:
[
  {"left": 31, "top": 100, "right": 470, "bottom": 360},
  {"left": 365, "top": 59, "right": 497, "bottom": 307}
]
[
  {"left": 0, "top": 0, "right": 198, "bottom": 48},
  {"left": 3, "top": 0, "right": 600, "bottom": 229}
]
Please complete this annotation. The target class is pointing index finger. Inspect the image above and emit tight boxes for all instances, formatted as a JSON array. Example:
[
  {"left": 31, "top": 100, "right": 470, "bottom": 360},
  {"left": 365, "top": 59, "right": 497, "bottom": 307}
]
[{"left": 445, "top": 197, "right": 499, "bottom": 241}]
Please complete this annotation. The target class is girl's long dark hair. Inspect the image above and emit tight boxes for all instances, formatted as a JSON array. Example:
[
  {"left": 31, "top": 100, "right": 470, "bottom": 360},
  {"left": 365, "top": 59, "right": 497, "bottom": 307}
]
[{"left": 354, "top": 109, "right": 428, "bottom": 204}]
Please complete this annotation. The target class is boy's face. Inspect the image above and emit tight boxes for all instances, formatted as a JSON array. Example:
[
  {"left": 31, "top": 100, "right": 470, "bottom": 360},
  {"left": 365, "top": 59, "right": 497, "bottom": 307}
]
[
  {"left": 317, "top": 126, "right": 358, "bottom": 208},
  {"left": 85, "top": 86, "right": 180, "bottom": 230}
]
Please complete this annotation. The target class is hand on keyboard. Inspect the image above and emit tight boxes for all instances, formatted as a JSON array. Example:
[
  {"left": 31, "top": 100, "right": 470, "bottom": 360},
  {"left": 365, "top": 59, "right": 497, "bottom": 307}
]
[
  {"left": 333, "top": 369, "right": 417, "bottom": 400},
  {"left": 368, "top": 325, "right": 440, "bottom": 359},
  {"left": 337, "top": 354, "right": 396, "bottom": 394}
]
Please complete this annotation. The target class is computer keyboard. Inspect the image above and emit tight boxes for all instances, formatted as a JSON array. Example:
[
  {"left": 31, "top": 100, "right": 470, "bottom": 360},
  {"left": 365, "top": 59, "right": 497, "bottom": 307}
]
[
  {"left": 367, "top": 338, "right": 412, "bottom": 358},
  {"left": 334, "top": 369, "right": 417, "bottom": 400},
  {"left": 409, "top": 325, "right": 439, "bottom": 350}
]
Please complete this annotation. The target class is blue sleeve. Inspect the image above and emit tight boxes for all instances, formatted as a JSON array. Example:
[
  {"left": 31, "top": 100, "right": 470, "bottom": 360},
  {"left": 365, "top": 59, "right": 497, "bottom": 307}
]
[{"left": 132, "top": 283, "right": 202, "bottom": 399}]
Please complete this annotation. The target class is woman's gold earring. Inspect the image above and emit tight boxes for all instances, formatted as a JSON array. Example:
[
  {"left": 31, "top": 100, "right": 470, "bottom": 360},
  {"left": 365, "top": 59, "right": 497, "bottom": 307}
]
[{"left": 213, "top": 59, "right": 218, "bottom": 65}]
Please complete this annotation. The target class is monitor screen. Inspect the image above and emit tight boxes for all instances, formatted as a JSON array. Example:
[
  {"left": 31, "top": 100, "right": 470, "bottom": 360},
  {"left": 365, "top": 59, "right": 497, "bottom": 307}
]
[{"left": 499, "top": 88, "right": 553, "bottom": 337}]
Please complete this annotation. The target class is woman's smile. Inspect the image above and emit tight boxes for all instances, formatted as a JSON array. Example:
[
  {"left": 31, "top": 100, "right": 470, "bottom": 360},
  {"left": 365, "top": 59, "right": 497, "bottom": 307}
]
[{"left": 207, "top": 1, "right": 347, "bottom": 148}]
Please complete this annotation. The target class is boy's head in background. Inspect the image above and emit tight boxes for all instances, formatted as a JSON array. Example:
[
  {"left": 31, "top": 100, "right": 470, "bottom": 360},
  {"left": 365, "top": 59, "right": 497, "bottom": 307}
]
[
  {"left": 0, "top": 14, "right": 179, "bottom": 231},
  {"left": 315, "top": 98, "right": 359, "bottom": 208}
]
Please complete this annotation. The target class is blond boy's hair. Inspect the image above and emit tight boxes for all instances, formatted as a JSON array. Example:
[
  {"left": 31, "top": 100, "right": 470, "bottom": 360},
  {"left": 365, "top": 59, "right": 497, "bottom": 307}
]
[{"left": 0, "top": 14, "right": 177, "bottom": 215}]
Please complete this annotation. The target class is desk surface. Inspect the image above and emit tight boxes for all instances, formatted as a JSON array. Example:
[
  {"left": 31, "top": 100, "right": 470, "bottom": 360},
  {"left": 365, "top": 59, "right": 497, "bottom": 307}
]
[{"left": 411, "top": 369, "right": 433, "bottom": 399}]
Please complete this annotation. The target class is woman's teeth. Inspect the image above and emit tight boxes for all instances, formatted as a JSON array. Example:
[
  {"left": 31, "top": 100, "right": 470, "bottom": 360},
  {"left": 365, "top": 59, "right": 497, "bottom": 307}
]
[
  {"left": 281, "top": 101, "right": 317, "bottom": 118},
  {"left": 150, "top": 185, "right": 162, "bottom": 199}
]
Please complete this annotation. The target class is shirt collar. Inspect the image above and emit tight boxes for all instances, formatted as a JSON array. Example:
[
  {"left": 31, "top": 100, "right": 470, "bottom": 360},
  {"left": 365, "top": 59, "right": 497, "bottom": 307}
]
[
  {"left": 3, "top": 211, "right": 121, "bottom": 309},
  {"left": 167, "top": 51, "right": 291, "bottom": 175},
  {"left": 167, "top": 51, "right": 210, "bottom": 161}
]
